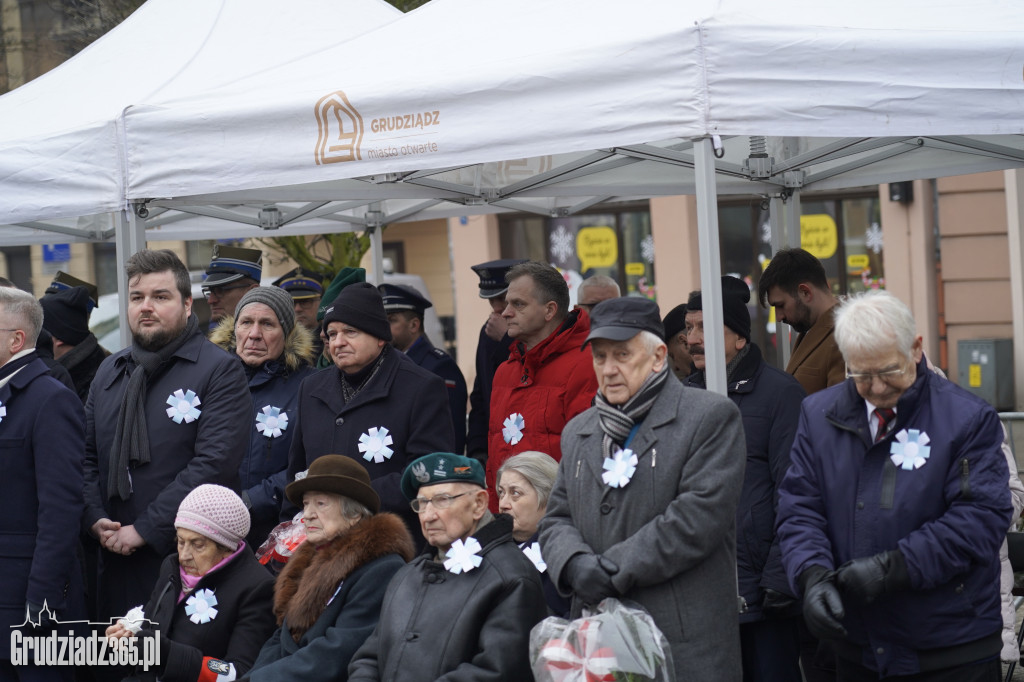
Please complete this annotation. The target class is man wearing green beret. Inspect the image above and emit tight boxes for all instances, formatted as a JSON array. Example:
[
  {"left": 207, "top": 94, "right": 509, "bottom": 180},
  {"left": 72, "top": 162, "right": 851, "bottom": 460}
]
[{"left": 348, "top": 453, "right": 546, "bottom": 682}]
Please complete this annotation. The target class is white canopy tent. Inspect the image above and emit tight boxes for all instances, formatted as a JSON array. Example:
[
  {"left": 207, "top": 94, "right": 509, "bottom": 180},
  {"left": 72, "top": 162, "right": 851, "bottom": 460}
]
[{"left": 3, "top": 0, "right": 1023, "bottom": 391}]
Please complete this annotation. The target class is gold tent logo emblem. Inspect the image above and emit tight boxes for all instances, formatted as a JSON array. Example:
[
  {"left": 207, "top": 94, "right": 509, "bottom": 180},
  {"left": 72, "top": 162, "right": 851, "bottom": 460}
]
[{"left": 314, "top": 91, "right": 364, "bottom": 165}]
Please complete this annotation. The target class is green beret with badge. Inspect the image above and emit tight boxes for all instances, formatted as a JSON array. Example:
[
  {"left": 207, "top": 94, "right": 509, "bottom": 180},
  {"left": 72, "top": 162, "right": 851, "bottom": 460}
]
[{"left": 401, "top": 453, "right": 485, "bottom": 500}]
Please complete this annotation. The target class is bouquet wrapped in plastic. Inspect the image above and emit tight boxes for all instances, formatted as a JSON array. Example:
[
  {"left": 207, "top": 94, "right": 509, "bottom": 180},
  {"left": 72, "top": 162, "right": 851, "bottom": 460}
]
[
  {"left": 530, "top": 598, "right": 674, "bottom": 682},
  {"left": 256, "top": 511, "right": 306, "bottom": 566}
]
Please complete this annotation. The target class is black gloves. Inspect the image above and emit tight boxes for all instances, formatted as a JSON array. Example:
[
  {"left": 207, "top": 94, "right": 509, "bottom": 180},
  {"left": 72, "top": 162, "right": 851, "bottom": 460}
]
[
  {"left": 799, "top": 566, "right": 847, "bottom": 641},
  {"left": 835, "top": 549, "right": 910, "bottom": 604},
  {"left": 565, "top": 554, "right": 619, "bottom": 606},
  {"left": 761, "top": 588, "right": 800, "bottom": 619}
]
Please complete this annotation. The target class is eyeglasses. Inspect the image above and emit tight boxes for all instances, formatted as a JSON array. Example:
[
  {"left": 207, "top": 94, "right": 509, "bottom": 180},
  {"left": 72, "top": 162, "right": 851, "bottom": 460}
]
[
  {"left": 0, "top": 328, "right": 21, "bottom": 333},
  {"left": 203, "top": 283, "right": 251, "bottom": 298},
  {"left": 410, "top": 491, "right": 471, "bottom": 514},
  {"left": 845, "top": 362, "right": 909, "bottom": 385}
]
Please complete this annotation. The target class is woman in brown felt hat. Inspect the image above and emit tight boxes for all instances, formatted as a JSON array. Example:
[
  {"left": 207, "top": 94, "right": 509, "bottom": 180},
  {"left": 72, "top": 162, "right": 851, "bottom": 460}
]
[{"left": 245, "top": 455, "right": 414, "bottom": 682}]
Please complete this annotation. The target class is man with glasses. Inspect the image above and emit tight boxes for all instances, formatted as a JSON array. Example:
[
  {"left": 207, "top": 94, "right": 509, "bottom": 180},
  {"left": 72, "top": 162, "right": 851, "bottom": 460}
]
[
  {"left": 348, "top": 453, "right": 546, "bottom": 681},
  {"left": 202, "top": 244, "right": 262, "bottom": 325},
  {"left": 286, "top": 282, "right": 454, "bottom": 540},
  {"left": 777, "top": 290, "right": 1011, "bottom": 681},
  {"left": 574, "top": 274, "right": 620, "bottom": 312}
]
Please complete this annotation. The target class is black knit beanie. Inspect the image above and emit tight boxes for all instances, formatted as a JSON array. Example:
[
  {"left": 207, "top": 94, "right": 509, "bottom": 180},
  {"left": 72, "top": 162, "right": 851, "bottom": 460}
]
[
  {"left": 321, "top": 282, "right": 392, "bottom": 341},
  {"left": 685, "top": 276, "right": 752, "bottom": 341},
  {"left": 40, "top": 286, "right": 91, "bottom": 346},
  {"left": 234, "top": 286, "right": 296, "bottom": 338}
]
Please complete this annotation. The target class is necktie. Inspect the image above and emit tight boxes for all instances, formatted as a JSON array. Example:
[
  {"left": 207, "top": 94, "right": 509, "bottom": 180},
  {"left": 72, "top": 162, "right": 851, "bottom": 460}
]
[{"left": 874, "top": 408, "right": 896, "bottom": 443}]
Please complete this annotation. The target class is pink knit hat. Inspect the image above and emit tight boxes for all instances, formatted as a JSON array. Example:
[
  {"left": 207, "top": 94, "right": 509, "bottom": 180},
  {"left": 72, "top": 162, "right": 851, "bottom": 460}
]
[{"left": 175, "top": 484, "right": 250, "bottom": 550}]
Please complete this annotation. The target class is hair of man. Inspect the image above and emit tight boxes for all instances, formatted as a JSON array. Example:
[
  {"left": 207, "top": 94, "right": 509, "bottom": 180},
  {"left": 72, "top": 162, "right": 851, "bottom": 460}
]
[
  {"left": 834, "top": 290, "right": 917, "bottom": 360},
  {"left": 757, "top": 247, "right": 830, "bottom": 308},
  {"left": 505, "top": 261, "right": 570, "bottom": 321},
  {"left": 0, "top": 286, "right": 43, "bottom": 345},
  {"left": 125, "top": 249, "right": 192, "bottom": 302}
]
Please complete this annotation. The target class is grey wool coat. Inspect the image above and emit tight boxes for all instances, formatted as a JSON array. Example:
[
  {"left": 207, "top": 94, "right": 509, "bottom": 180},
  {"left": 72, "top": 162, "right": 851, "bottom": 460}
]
[{"left": 540, "top": 376, "right": 747, "bottom": 681}]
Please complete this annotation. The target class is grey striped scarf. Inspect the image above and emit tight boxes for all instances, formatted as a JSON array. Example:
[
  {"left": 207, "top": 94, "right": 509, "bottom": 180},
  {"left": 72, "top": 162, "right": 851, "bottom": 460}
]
[{"left": 594, "top": 365, "right": 669, "bottom": 459}]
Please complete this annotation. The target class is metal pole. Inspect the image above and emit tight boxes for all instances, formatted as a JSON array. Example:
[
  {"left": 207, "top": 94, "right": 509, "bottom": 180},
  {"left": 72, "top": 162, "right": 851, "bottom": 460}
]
[
  {"left": 114, "top": 206, "right": 147, "bottom": 347},
  {"left": 694, "top": 137, "right": 727, "bottom": 396}
]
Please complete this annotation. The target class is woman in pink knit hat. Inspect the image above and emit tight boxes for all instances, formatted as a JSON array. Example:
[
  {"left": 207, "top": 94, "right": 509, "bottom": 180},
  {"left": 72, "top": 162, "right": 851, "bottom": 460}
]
[{"left": 106, "top": 484, "right": 276, "bottom": 682}]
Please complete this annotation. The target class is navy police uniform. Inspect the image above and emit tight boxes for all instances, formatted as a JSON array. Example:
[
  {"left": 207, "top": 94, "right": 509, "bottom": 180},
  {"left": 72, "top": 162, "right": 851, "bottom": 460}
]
[{"left": 379, "top": 283, "right": 467, "bottom": 454}]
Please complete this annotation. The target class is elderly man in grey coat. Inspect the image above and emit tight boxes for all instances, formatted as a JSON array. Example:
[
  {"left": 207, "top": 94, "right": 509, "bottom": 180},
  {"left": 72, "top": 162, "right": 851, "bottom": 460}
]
[{"left": 540, "top": 297, "right": 747, "bottom": 680}]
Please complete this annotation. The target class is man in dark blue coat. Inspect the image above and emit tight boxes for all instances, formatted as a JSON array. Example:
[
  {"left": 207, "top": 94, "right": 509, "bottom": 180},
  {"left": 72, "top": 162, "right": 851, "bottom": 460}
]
[
  {"left": 0, "top": 288, "right": 85, "bottom": 682},
  {"left": 83, "top": 250, "right": 250, "bottom": 623},
  {"left": 777, "top": 290, "right": 1012, "bottom": 680},
  {"left": 380, "top": 283, "right": 467, "bottom": 454},
  {"left": 684, "top": 277, "right": 805, "bottom": 682},
  {"left": 287, "top": 282, "right": 454, "bottom": 539},
  {"left": 465, "top": 259, "right": 525, "bottom": 463}
]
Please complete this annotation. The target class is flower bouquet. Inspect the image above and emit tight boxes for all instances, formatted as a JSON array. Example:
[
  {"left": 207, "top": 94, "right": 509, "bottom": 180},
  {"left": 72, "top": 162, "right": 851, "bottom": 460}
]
[
  {"left": 530, "top": 598, "right": 674, "bottom": 682},
  {"left": 256, "top": 511, "right": 306, "bottom": 566}
]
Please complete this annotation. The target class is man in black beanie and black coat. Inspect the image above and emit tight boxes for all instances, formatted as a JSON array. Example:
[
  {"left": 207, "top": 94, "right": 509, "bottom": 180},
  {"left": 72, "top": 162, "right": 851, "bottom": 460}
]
[
  {"left": 286, "top": 282, "right": 454, "bottom": 539},
  {"left": 40, "top": 285, "right": 110, "bottom": 403},
  {"left": 683, "top": 276, "right": 807, "bottom": 682}
]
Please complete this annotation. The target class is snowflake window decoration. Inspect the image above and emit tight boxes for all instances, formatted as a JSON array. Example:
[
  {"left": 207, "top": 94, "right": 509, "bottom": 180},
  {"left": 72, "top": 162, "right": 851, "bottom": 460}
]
[
  {"left": 866, "top": 222, "right": 884, "bottom": 254},
  {"left": 255, "top": 405, "right": 288, "bottom": 438},
  {"left": 602, "top": 447, "right": 638, "bottom": 488},
  {"left": 444, "top": 538, "right": 483, "bottom": 574},
  {"left": 165, "top": 389, "right": 202, "bottom": 424},
  {"left": 640, "top": 235, "right": 655, "bottom": 264},
  {"left": 358, "top": 426, "right": 394, "bottom": 464},
  {"left": 550, "top": 226, "right": 575, "bottom": 264},
  {"left": 503, "top": 413, "right": 525, "bottom": 445},
  {"left": 890, "top": 429, "right": 931, "bottom": 471},
  {"left": 184, "top": 588, "right": 218, "bottom": 624}
]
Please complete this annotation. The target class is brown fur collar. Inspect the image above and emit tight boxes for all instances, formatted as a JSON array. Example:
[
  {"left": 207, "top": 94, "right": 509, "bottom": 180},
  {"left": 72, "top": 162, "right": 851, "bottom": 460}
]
[
  {"left": 273, "top": 512, "right": 414, "bottom": 642},
  {"left": 209, "top": 315, "right": 316, "bottom": 372}
]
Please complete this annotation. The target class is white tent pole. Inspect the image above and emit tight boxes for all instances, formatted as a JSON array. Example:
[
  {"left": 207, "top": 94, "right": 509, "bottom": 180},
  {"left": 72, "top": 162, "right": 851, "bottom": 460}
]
[
  {"left": 1004, "top": 169, "right": 1024, "bottom": 410},
  {"left": 693, "top": 137, "right": 727, "bottom": 396},
  {"left": 768, "top": 196, "right": 793, "bottom": 369},
  {"left": 366, "top": 202, "right": 384, "bottom": 285},
  {"left": 114, "top": 206, "right": 147, "bottom": 347}
]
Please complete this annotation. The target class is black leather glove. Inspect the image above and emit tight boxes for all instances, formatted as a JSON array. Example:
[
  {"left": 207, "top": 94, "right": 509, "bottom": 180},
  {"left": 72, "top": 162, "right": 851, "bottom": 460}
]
[
  {"left": 835, "top": 550, "right": 909, "bottom": 604},
  {"left": 761, "top": 588, "right": 800, "bottom": 619},
  {"left": 565, "top": 554, "right": 619, "bottom": 606},
  {"left": 799, "top": 566, "right": 847, "bottom": 641}
]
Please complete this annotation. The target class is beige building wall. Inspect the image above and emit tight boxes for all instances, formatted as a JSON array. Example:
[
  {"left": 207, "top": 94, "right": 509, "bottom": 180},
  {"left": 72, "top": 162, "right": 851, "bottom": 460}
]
[
  {"left": 649, "top": 195, "right": 702, "bottom": 314},
  {"left": 934, "top": 171, "right": 1013, "bottom": 383}
]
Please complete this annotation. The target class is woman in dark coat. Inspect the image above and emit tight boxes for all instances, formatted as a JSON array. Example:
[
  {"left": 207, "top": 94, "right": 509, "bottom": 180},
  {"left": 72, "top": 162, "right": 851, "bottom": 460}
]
[
  {"left": 496, "top": 450, "right": 570, "bottom": 617},
  {"left": 245, "top": 455, "right": 415, "bottom": 682},
  {"left": 209, "top": 286, "right": 317, "bottom": 547},
  {"left": 106, "top": 484, "right": 276, "bottom": 682}
]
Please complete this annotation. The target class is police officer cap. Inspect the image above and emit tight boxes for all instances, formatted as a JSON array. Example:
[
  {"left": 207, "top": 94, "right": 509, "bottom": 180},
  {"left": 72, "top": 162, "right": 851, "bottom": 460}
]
[
  {"left": 379, "top": 283, "right": 433, "bottom": 314},
  {"left": 273, "top": 267, "right": 324, "bottom": 300},
  {"left": 45, "top": 271, "right": 98, "bottom": 312},
  {"left": 401, "top": 453, "right": 485, "bottom": 501},
  {"left": 470, "top": 259, "right": 528, "bottom": 299},
  {"left": 204, "top": 244, "right": 263, "bottom": 287}
]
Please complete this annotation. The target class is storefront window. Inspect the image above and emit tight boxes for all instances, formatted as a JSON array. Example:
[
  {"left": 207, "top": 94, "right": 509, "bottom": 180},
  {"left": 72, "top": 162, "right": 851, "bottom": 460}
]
[{"left": 498, "top": 205, "right": 656, "bottom": 305}]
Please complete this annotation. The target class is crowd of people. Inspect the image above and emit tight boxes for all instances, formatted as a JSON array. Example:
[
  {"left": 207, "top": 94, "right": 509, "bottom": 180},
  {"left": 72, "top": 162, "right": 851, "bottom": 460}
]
[{"left": 0, "top": 243, "right": 1016, "bottom": 682}]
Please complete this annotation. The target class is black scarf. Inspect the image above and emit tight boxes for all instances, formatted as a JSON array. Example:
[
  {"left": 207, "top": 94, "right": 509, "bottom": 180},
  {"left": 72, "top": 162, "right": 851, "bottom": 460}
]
[
  {"left": 58, "top": 333, "right": 101, "bottom": 372},
  {"left": 594, "top": 364, "right": 669, "bottom": 460},
  {"left": 107, "top": 314, "right": 200, "bottom": 501},
  {"left": 339, "top": 345, "right": 389, "bottom": 403}
]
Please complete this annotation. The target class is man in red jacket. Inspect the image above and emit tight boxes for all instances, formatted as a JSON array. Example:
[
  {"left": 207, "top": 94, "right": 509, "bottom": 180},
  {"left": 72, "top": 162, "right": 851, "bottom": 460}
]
[{"left": 486, "top": 262, "right": 597, "bottom": 511}]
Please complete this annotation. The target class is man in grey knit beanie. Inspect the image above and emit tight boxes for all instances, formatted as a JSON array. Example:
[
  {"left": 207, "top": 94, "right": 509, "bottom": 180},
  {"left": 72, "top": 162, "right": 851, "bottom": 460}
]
[{"left": 235, "top": 286, "right": 296, "bottom": 338}]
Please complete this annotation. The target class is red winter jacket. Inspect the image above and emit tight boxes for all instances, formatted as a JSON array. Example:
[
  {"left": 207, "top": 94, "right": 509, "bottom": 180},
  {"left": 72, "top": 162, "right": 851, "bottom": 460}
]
[{"left": 487, "top": 309, "right": 597, "bottom": 511}]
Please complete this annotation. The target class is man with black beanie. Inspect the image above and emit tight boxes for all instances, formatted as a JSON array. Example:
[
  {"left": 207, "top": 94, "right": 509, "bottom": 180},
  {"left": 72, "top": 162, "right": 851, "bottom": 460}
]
[
  {"left": 40, "top": 285, "right": 110, "bottom": 403},
  {"left": 286, "top": 282, "right": 454, "bottom": 538},
  {"left": 683, "top": 276, "right": 807, "bottom": 682}
]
